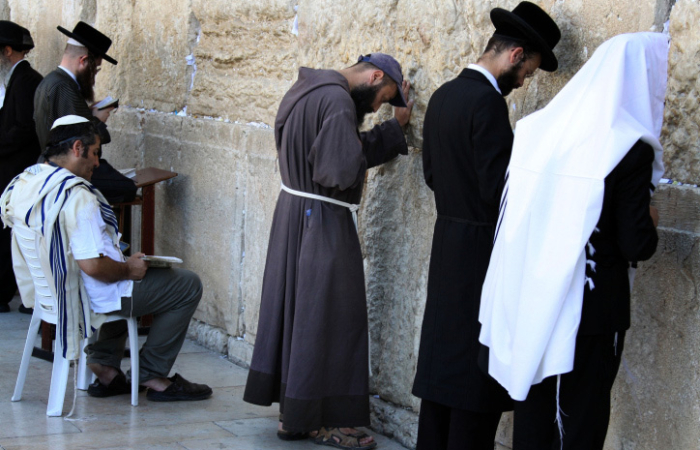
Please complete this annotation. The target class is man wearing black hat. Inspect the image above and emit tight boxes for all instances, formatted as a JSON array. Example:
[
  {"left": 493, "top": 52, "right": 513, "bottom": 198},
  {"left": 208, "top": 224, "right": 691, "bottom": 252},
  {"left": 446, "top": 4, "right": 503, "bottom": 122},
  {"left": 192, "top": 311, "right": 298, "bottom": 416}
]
[
  {"left": 243, "top": 54, "right": 413, "bottom": 449},
  {"left": 412, "top": 2, "right": 561, "bottom": 449},
  {"left": 0, "top": 21, "right": 43, "bottom": 314},
  {"left": 33, "top": 21, "right": 136, "bottom": 203}
]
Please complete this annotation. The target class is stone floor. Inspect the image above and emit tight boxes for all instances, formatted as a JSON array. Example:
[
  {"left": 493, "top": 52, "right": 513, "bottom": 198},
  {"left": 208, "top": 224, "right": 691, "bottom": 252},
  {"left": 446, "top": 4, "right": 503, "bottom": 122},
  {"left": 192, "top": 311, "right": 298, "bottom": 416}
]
[{"left": 0, "top": 295, "right": 408, "bottom": 450}]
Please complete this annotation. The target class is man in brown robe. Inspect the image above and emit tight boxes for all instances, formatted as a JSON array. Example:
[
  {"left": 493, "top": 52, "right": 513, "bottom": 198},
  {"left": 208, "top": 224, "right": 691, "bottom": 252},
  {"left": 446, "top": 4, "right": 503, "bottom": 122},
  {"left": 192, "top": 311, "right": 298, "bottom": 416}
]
[{"left": 243, "top": 53, "right": 413, "bottom": 448}]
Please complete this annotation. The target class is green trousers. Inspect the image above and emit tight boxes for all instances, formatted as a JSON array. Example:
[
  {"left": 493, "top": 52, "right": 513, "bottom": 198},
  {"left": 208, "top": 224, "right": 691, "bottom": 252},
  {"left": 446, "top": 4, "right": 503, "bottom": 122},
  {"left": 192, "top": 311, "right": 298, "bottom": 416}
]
[{"left": 85, "top": 267, "right": 202, "bottom": 382}]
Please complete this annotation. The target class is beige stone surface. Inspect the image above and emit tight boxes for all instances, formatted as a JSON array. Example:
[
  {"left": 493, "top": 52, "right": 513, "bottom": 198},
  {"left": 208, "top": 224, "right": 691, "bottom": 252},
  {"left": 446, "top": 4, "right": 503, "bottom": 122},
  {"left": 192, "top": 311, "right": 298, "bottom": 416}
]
[
  {"left": 662, "top": 0, "right": 700, "bottom": 183},
  {"left": 4, "top": 0, "right": 700, "bottom": 448}
]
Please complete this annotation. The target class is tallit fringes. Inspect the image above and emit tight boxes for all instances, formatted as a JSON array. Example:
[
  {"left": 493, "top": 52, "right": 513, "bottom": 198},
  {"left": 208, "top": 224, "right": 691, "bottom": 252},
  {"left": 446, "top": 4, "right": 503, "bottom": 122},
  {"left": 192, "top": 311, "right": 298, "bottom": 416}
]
[
  {"left": 586, "top": 259, "right": 597, "bottom": 272},
  {"left": 585, "top": 277, "right": 595, "bottom": 291},
  {"left": 556, "top": 374, "right": 566, "bottom": 450},
  {"left": 586, "top": 242, "right": 596, "bottom": 256},
  {"left": 65, "top": 359, "right": 79, "bottom": 420}
]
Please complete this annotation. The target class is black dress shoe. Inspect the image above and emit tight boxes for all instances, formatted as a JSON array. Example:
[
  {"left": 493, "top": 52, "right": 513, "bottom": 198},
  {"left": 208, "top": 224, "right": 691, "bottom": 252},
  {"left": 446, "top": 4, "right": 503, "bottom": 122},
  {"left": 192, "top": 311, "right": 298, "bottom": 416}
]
[
  {"left": 146, "top": 373, "right": 212, "bottom": 402},
  {"left": 87, "top": 370, "right": 145, "bottom": 397},
  {"left": 0, "top": 304, "right": 10, "bottom": 313},
  {"left": 18, "top": 304, "right": 33, "bottom": 315}
]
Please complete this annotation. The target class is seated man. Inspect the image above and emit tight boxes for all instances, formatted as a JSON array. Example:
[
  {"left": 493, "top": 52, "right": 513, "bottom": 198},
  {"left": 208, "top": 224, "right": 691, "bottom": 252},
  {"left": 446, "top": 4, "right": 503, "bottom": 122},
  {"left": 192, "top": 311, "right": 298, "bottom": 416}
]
[{"left": 0, "top": 115, "right": 211, "bottom": 402}]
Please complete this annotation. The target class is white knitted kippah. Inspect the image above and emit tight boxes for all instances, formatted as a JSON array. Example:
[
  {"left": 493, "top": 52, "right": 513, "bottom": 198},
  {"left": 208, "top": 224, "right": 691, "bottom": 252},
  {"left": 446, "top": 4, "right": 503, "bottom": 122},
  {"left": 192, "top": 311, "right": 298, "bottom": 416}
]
[{"left": 51, "top": 115, "right": 90, "bottom": 130}]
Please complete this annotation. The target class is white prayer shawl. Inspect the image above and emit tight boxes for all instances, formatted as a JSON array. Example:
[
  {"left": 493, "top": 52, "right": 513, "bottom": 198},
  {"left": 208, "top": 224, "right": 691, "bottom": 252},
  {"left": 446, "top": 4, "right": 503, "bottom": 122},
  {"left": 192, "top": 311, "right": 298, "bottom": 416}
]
[
  {"left": 478, "top": 32, "right": 668, "bottom": 401},
  {"left": 0, "top": 164, "right": 115, "bottom": 360}
]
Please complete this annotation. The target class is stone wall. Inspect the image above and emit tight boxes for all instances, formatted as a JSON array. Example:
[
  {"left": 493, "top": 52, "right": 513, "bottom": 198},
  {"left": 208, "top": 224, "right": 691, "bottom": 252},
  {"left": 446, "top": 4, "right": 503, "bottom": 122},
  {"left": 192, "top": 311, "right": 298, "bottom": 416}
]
[{"left": 4, "top": 0, "right": 700, "bottom": 448}]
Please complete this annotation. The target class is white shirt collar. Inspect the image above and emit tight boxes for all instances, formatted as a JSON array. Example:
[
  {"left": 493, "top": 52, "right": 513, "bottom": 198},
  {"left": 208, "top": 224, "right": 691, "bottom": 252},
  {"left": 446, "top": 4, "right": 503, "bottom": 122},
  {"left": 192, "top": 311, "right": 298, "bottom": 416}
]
[
  {"left": 58, "top": 65, "right": 79, "bottom": 86},
  {"left": 467, "top": 64, "right": 501, "bottom": 94}
]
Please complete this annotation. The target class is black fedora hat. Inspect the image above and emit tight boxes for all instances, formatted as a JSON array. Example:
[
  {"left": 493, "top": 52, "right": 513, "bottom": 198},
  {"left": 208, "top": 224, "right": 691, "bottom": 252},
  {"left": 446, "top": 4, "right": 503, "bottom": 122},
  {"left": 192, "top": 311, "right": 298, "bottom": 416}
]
[
  {"left": 0, "top": 20, "right": 34, "bottom": 51},
  {"left": 490, "top": 1, "right": 561, "bottom": 72},
  {"left": 57, "top": 21, "right": 118, "bottom": 65}
]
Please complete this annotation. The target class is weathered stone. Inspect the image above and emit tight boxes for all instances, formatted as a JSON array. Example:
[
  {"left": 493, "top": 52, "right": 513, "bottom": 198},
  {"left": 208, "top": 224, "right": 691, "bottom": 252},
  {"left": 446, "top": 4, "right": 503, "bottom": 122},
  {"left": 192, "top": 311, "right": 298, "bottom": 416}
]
[
  {"left": 662, "top": 0, "right": 700, "bottom": 183},
  {"left": 4, "top": 0, "right": 700, "bottom": 448}
]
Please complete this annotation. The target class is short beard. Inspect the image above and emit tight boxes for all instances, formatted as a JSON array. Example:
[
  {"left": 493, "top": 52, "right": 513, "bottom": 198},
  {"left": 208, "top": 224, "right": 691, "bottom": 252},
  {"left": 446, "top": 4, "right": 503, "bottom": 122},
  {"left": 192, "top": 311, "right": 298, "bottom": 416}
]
[
  {"left": 76, "top": 60, "right": 97, "bottom": 103},
  {"left": 350, "top": 83, "right": 381, "bottom": 125},
  {"left": 0, "top": 53, "right": 12, "bottom": 81},
  {"left": 497, "top": 59, "right": 524, "bottom": 97}
]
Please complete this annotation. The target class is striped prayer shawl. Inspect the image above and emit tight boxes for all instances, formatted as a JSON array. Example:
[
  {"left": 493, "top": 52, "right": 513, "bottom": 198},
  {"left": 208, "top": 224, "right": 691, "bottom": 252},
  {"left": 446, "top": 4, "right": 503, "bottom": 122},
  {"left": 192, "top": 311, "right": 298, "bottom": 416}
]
[{"left": 1, "top": 164, "right": 114, "bottom": 359}]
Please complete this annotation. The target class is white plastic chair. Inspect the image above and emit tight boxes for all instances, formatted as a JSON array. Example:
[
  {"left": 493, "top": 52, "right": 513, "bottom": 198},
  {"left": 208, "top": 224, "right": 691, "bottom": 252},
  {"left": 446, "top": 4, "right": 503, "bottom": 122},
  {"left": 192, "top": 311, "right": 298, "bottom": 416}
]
[{"left": 10, "top": 224, "right": 139, "bottom": 416}]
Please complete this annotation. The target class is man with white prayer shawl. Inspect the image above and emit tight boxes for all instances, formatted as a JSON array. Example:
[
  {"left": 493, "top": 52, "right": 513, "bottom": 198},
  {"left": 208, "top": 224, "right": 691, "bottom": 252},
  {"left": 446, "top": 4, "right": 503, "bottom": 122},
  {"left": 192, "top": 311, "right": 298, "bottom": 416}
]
[
  {"left": 412, "top": 3, "right": 561, "bottom": 449},
  {"left": 478, "top": 32, "right": 666, "bottom": 449},
  {"left": 1, "top": 116, "right": 212, "bottom": 403}
]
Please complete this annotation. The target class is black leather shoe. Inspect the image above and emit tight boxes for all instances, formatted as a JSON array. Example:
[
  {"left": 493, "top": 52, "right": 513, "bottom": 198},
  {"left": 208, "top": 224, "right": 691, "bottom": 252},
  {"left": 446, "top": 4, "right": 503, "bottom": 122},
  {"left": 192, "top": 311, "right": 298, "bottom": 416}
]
[
  {"left": 0, "top": 304, "right": 10, "bottom": 313},
  {"left": 87, "top": 370, "right": 145, "bottom": 397},
  {"left": 146, "top": 373, "right": 212, "bottom": 402},
  {"left": 18, "top": 304, "right": 33, "bottom": 315}
]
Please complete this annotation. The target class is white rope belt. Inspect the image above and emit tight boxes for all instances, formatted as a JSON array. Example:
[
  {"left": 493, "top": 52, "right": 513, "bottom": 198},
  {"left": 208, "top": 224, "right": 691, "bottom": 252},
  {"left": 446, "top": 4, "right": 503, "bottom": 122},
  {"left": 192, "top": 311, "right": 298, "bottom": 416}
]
[
  {"left": 280, "top": 183, "right": 360, "bottom": 230},
  {"left": 280, "top": 182, "right": 372, "bottom": 375}
]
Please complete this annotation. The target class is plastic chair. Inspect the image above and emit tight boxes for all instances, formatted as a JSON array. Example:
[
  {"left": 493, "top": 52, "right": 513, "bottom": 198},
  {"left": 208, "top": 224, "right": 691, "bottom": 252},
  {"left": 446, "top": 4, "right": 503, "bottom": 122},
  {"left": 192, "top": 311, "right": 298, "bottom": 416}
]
[{"left": 10, "top": 224, "right": 139, "bottom": 416}]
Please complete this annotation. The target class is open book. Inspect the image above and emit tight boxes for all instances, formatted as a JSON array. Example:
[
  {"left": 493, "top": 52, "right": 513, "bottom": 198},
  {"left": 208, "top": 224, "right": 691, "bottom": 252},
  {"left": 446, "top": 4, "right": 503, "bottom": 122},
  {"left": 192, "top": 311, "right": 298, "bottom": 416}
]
[{"left": 93, "top": 96, "right": 119, "bottom": 110}]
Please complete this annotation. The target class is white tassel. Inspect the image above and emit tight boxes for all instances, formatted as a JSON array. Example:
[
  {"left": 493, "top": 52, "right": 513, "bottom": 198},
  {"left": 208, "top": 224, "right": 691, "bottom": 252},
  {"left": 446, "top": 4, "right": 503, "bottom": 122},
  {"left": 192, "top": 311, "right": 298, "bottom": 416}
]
[
  {"left": 585, "top": 277, "right": 595, "bottom": 291},
  {"left": 586, "top": 259, "right": 597, "bottom": 272},
  {"left": 594, "top": 227, "right": 601, "bottom": 233},
  {"left": 555, "top": 375, "right": 566, "bottom": 450},
  {"left": 587, "top": 242, "right": 596, "bottom": 256}
]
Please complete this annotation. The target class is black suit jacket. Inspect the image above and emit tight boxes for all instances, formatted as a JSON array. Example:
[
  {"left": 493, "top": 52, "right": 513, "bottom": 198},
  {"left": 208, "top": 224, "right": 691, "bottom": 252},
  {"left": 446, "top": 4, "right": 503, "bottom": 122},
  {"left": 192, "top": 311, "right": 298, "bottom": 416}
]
[
  {"left": 0, "top": 60, "right": 43, "bottom": 190},
  {"left": 580, "top": 140, "right": 659, "bottom": 335},
  {"left": 33, "top": 68, "right": 110, "bottom": 150},
  {"left": 413, "top": 69, "right": 513, "bottom": 412}
]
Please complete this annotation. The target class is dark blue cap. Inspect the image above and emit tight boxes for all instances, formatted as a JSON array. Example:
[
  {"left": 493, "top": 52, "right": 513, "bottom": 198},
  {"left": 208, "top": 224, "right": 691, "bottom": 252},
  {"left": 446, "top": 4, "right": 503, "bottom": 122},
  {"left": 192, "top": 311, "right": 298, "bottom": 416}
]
[{"left": 357, "top": 53, "right": 408, "bottom": 107}]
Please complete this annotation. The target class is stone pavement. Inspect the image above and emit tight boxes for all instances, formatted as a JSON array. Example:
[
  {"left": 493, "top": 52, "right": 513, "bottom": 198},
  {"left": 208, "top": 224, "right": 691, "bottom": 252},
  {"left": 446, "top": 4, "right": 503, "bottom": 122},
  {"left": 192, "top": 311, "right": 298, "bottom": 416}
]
[{"left": 0, "top": 295, "right": 408, "bottom": 450}]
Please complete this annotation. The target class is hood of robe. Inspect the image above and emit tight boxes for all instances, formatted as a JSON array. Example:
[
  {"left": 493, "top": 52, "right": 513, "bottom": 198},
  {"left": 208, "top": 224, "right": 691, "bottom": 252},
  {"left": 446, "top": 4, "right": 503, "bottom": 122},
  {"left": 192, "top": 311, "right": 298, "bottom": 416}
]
[{"left": 274, "top": 68, "right": 351, "bottom": 150}]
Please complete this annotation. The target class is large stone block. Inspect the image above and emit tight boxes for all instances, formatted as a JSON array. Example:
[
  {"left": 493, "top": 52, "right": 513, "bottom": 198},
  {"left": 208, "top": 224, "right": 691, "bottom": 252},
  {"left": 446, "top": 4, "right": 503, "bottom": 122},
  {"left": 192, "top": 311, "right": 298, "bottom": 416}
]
[{"left": 662, "top": 0, "right": 700, "bottom": 183}]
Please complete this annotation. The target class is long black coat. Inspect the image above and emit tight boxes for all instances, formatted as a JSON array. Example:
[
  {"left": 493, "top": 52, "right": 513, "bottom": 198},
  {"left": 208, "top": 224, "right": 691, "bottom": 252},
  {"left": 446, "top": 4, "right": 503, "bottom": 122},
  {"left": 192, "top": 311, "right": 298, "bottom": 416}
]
[
  {"left": 33, "top": 68, "right": 110, "bottom": 150},
  {"left": 0, "top": 60, "right": 43, "bottom": 190},
  {"left": 580, "top": 140, "right": 658, "bottom": 335},
  {"left": 0, "top": 60, "right": 43, "bottom": 304},
  {"left": 413, "top": 69, "right": 513, "bottom": 412}
]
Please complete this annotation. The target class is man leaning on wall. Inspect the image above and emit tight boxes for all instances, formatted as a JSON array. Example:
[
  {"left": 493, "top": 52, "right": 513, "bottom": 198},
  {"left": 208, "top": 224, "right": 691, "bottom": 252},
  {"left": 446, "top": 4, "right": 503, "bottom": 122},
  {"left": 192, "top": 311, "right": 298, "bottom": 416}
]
[
  {"left": 243, "top": 53, "right": 414, "bottom": 449},
  {"left": 412, "top": 2, "right": 561, "bottom": 449},
  {"left": 0, "top": 20, "right": 42, "bottom": 314}
]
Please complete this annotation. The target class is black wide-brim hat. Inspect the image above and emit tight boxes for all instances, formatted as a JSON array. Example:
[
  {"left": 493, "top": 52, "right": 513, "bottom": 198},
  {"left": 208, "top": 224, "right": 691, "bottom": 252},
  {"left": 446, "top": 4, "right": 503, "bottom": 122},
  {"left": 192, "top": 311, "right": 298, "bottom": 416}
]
[
  {"left": 57, "top": 21, "right": 118, "bottom": 65},
  {"left": 490, "top": 1, "right": 561, "bottom": 72},
  {"left": 0, "top": 20, "right": 34, "bottom": 51}
]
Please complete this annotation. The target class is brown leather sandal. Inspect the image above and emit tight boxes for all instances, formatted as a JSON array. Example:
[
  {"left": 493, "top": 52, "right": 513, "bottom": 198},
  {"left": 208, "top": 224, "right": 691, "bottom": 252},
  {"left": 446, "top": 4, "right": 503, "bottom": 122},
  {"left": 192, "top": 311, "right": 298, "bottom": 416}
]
[{"left": 314, "top": 427, "right": 377, "bottom": 449}]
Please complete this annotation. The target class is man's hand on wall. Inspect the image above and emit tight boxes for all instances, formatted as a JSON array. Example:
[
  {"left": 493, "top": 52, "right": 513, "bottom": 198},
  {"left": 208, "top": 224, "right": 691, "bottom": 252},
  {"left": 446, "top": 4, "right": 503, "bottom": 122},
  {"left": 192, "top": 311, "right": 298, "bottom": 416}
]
[{"left": 394, "top": 80, "right": 415, "bottom": 128}]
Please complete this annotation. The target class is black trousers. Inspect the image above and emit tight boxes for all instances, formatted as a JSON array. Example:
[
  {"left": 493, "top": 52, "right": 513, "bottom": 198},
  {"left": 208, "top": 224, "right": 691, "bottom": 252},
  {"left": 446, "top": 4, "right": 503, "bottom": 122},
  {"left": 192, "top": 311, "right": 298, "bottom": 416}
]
[
  {"left": 513, "top": 331, "right": 626, "bottom": 450},
  {"left": 0, "top": 226, "right": 17, "bottom": 306},
  {"left": 416, "top": 399, "right": 502, "bottom": 450}
]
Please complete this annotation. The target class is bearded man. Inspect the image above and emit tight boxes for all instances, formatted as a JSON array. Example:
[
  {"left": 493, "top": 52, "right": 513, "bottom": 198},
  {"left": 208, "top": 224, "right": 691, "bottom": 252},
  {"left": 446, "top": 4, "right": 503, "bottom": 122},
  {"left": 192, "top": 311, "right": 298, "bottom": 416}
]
[
  {"left": 0, "top": 21, "right": 42, "bottom": 314},
  {"left": 34, "top": 22, "right": 135, "bottom": 203},
  {"left": 412, "top": 3, "right": 561, "bottom": 449},
  {"left": 243, "top": 53, "right": 413, "bottom": 449}
]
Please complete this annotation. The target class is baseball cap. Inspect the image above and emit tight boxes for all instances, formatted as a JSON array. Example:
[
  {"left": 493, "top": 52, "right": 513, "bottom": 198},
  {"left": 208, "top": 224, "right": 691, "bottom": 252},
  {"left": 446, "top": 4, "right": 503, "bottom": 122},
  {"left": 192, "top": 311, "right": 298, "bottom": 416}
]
[{"left": 357, "top": 53, "right": 408, "bottom": 107}]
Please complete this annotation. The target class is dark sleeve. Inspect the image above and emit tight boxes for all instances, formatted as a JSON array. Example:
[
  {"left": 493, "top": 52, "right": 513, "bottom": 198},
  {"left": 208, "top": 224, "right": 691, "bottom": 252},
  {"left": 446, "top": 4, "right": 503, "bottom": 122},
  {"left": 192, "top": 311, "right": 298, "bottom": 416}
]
[
  {"left": 422, "top": 103, "right": 433, "bottom": 190},
  {"left": 472, "top": 94, "right": 514, "bottom": 206},
  {"left": 360, "top": 118, "right": 408, "bottom": 169},
  {"left": 0, "top": 75, "right": 42, "bottom": 156},
  {"left": 307, "top": 107, "right": 366, "bottom": 191},
  {"left": 52, "top": 82, "right": 111, "bottom": 146},
  {"left": 613, "top": 140, "right": 658, "bottom": 262}
]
